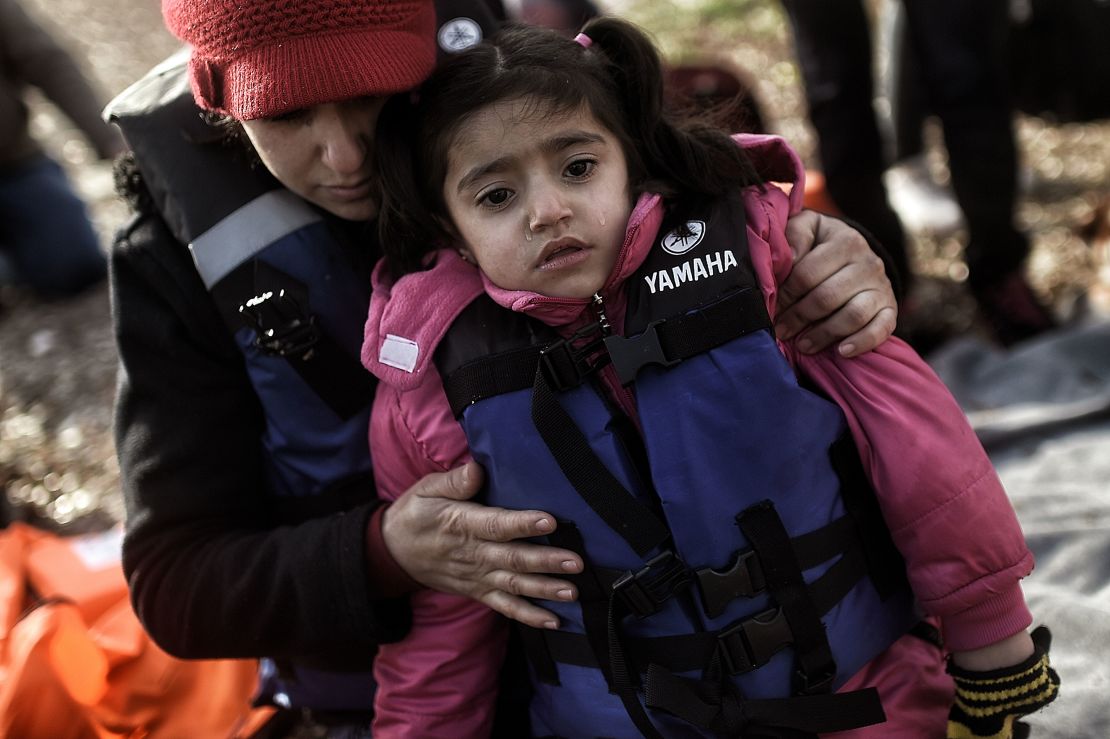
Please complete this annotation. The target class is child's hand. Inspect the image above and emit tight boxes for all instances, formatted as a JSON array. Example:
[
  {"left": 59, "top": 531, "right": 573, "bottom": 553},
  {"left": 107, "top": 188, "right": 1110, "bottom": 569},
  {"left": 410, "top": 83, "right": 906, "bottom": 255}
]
[{"left": 947, "top": 626, "right": 1060, "bottom": 739}]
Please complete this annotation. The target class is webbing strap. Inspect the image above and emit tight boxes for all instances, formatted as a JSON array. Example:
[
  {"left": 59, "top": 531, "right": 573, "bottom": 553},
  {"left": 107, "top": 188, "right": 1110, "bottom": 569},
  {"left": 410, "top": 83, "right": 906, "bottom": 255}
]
[
  {"left": 604, "top": 286, "right": 771, "bottom": 385},
  {"left": 531, "top": 541, "right": 867, "bottom": 675},
  {"left": 828, "top": 433, "right": 907, "bottom": 599},
  {"left": 443, "top": 286, "right": 771, "bottom": 414},
  {"left": 443, "top": 345, "right": 541, "bottom": 418},
  {"left": 530, "top": 368, "right": 670, "bottom": 557},
  {"left": 739, "top": 502, "right": 837, "bottom": 695},
  {"left": 644, "top": 665, "right": 887, "bottom": 736}
]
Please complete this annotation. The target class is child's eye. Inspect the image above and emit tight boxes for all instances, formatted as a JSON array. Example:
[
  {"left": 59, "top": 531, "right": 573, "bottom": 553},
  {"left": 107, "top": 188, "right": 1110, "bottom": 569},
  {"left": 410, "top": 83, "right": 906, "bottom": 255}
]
[
  {"left": 480, "top": 188, "right": 513, "bottom": 208},
  {"left": 565, "top": 159, "right": 596, "bottom": 179}
]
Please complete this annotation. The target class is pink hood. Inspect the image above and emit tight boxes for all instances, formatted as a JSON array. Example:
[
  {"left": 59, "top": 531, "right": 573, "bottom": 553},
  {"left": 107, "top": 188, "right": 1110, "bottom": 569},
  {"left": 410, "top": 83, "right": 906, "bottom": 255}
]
[{"left": 361, "top": 133, "right": 806, "bottom": 390}]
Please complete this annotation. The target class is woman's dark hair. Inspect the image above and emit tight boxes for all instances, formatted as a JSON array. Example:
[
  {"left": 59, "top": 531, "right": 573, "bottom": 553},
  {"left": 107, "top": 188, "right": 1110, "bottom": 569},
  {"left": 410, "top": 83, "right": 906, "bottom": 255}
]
[{"left": 375, "top": 17, "right": 761, "bottom": 277}]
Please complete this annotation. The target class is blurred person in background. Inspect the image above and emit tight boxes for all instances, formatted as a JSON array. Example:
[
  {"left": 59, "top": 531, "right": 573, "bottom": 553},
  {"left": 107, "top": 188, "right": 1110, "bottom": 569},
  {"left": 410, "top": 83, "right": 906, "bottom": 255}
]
[
  {"left": 780, "top": 0, "right": 1057, "bottom": 347},
  {"left": 0, "top": 0, "right": 124, "bottom": 298}
]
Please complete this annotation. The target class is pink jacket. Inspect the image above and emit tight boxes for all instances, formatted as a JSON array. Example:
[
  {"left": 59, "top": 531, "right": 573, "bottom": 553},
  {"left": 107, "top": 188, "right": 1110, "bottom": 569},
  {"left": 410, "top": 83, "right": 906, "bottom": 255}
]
[{"left": 361, "top": 134, "right": 1034, "bottom": 738}]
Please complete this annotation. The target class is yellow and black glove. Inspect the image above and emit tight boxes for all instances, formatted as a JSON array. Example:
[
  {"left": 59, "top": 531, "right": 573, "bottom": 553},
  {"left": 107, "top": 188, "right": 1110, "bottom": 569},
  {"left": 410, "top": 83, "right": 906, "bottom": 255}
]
[{"left": 947, "top": 626, "right": 1060, "bottom": 739}]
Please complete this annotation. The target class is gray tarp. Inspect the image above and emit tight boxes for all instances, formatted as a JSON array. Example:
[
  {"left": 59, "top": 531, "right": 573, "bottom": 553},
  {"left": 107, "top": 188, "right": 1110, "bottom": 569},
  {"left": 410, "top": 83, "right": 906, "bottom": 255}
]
[{"left": 928, "top": 320, "right": 1110, "bottom": 737}]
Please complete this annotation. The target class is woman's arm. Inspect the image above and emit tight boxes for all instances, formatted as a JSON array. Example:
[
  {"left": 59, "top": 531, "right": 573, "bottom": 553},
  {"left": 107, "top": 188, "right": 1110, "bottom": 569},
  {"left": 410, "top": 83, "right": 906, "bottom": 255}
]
[
  {"left": 112, "top": 208, "right": 580, "bottom": 663},
  {"left": 113, "top": 213, "right": 406, "bottom": 659}
]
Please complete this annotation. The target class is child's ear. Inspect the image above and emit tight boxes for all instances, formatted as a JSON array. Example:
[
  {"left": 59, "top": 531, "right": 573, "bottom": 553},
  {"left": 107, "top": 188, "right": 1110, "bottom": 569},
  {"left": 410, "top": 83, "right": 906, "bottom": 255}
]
[{"left": 456, "top": 244, "right": 477, "bottom": 265}]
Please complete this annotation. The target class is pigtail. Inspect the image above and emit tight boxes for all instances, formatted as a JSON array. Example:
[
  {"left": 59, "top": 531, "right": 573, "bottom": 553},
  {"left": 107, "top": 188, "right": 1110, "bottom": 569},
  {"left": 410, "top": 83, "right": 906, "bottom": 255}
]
[
  {"left": 374, "top": 94, "right": 443, "bottom": 278},
  {"left": 581, "top": 17, "right": 761, "bottom": 202}
]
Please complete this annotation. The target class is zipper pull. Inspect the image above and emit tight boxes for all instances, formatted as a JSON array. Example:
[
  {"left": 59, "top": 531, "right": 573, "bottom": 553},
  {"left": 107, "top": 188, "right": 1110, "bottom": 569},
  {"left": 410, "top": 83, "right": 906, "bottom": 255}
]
[{"left": 592, "top": 292, "right": 612, "bottom": 336}]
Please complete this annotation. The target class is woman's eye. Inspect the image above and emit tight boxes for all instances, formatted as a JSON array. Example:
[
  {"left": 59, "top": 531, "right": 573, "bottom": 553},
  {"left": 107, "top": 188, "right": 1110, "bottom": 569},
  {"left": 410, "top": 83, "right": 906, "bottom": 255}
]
[
  {"left": 566, "top": 159, "right": 595, "bottom": 178},
  {"left": 267, "top": 108, "right": 308, "bottom": 123}
]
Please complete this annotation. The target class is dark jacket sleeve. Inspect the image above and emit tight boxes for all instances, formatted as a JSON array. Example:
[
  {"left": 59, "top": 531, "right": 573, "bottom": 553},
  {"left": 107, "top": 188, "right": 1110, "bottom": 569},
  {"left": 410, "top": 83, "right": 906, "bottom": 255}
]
[{"left": 110, "top": 208, "right": 410, "bottom": 662}]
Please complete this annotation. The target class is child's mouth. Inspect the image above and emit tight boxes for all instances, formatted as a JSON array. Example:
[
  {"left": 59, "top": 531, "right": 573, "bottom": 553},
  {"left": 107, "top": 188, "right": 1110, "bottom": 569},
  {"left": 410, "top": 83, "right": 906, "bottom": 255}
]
[{"left": 537, "top": 239, "right": 590, "bottom": 271}]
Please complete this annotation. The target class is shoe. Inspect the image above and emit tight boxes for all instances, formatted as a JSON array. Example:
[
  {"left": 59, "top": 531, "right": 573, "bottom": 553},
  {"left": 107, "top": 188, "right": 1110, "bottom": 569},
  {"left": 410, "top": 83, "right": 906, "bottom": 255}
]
[
  {"left": 883, "top": 155, "right": 964, "bottom": 236},
  {"left": 971, "top": 270, "right": 1057, "bottom": 347}
]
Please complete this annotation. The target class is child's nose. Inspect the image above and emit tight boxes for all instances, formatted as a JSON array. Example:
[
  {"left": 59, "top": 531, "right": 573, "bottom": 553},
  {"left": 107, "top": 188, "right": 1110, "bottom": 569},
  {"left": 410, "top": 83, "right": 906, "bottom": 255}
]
[{"left": 527, "top": 186, "right": 573, "bottom": 233}]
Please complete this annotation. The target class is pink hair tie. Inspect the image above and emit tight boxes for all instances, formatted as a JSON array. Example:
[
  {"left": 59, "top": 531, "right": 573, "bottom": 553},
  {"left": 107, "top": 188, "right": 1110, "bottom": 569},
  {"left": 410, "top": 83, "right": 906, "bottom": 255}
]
[{"left": 574, "top": 32, "right": 592, "bottom": 48}]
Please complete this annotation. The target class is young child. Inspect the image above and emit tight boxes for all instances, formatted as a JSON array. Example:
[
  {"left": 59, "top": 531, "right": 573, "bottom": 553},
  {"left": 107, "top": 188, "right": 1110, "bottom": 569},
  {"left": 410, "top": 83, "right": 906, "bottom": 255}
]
[{"left": 361, "top": 18, "right": 1059, "bottom": 739}]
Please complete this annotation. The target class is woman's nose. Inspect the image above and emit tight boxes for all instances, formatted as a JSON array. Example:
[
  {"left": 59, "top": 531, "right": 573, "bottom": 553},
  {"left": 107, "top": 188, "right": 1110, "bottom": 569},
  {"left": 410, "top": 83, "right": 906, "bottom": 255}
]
[{"left": 317, "top": 107, "right": 370, "bottom": 176}]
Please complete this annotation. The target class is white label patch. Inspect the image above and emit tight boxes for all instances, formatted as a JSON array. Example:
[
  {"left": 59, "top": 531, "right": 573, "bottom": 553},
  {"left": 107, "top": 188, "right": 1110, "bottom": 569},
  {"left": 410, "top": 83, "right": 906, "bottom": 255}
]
[
  {"left": 380, "top": 334, "right": 420, "bottom": 373},
  {"left": 438, "top": 17, "right": 483, "bottom": 53},
  {"left": 661, "top": 220, "right": 706, "bottom": 255}
]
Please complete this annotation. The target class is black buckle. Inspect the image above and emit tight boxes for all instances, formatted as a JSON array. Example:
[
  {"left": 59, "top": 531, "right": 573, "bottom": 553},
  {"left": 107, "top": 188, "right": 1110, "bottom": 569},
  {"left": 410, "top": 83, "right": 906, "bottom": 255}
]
[
  {"left": 796, "top": 662, "right": 837, "bottom": 695},
  {"left": 716, "top": 607, "right": 794, "bottom": 675},
  {"left": 696, "top": 549, "right": 765, "bottom": 619},
  {"left": 611, "top": 551, "right": 693, "bottom": 619},
  {"left": 603, "top": 320, "right": 679, "bottom": 386},
  {"left": 239, "top": 288, "right": 319, "bottom": 359},
  {"left": 539, "top": 321, "right": 610, "bottom": 391}
]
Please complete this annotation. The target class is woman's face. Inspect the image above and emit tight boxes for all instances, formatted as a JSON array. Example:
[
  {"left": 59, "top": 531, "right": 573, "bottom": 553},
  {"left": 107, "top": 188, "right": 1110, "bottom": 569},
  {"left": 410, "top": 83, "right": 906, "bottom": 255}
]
[
  {"left": 442, "top": 98, "right": 633, "bottom": 299},
  {"left": 241, "top": 97, "right": 387, "bottom": 222}
]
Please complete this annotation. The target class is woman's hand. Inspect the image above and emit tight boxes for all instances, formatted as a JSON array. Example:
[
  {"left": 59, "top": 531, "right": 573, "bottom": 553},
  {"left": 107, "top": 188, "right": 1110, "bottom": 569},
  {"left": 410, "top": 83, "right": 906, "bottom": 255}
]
[
  {"left": 381, "top": 462, "right": 583, "bottom": 629},
  {"left": 777, "top": 210, "right": 897, "bottom": 357}
]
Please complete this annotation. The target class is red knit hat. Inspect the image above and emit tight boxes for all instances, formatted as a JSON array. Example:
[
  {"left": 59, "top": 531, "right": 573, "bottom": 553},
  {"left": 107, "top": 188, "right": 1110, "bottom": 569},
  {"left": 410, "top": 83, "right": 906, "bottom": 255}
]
[{"left": 163, "top": 0, "right": 437, "bottom": 120}]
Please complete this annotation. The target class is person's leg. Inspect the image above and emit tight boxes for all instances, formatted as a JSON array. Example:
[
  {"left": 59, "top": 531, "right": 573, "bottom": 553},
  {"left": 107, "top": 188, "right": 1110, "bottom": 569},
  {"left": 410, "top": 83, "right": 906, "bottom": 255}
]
[
  {"left": 899, "top": 0, "right": 1025, "bottom": 280},
  {"left": 0, "top": 154, "right": 106, "bottom": 297},
  {"left": 901, "top": 0, "right": 1053, "bottom": 344},
  {"left": 780, "top": 0, "right": 910, "bottom": 294}
]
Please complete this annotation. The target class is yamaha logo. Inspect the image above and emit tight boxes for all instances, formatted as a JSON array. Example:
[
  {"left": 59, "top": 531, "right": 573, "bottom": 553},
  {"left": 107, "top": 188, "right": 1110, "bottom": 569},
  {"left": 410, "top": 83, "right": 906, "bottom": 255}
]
[
  {"left": 438, "top": 18, "right": 482, "bottom": 53},
  {"left": 661, "top": 220, "right": 706, "bottom": 255}
]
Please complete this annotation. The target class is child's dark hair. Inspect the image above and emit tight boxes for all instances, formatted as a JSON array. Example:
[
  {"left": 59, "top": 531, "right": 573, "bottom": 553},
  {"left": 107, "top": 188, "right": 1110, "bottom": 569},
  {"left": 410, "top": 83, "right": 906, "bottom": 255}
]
[{"left": 376, "top": 17, "right": 761, "bottom": 277}]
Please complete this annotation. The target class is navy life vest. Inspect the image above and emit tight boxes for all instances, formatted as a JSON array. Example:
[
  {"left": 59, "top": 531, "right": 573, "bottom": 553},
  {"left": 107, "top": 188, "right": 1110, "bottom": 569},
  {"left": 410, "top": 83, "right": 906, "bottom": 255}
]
[{"left": 435, "top": 190, "right": 918, "bottom": 737}]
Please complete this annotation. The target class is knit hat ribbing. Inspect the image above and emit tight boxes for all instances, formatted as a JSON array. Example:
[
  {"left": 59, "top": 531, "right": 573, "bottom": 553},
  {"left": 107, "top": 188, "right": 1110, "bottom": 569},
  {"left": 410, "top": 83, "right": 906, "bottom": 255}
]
[{"left": 163, "top": 0, "right": 436, "bottom": 120}]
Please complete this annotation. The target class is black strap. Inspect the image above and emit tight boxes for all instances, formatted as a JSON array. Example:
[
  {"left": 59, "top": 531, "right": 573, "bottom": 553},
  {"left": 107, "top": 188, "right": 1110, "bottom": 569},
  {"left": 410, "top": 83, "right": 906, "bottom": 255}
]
[
  {"left": 739, "top": 502, "right": 838, "bottom": 695},
  {"left": 442, "top": 318, "right": 608, "bottom": 417},
  {"left": 828, "top": 433, "right": 907, "bottom": 600},
  {"left": 443, "top": 345, "right": 541, "bottom": 418},
  {"left": 443, "top": 287, "right": 770, "bottom": 413},
  {"left": 694, "top": 515, "right": 858, "bottom": 619},
  {"left": 534, "top": 540, "right": 867, "bottom": 676},
  {"left": 603, "top": 286, "right": 771, "bottom": 385},
  {"left": 644, "top": 664, "right": 887, "bottom": 737},
  {"left": 530, "top": 367, "right": 670, "bottom": 557}
]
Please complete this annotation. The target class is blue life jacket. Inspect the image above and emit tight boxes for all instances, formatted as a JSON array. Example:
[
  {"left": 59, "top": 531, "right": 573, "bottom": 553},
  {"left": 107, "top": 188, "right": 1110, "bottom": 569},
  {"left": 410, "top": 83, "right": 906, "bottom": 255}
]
[{"left": 435, "top": 190, "right": 918, "bottom": 738}]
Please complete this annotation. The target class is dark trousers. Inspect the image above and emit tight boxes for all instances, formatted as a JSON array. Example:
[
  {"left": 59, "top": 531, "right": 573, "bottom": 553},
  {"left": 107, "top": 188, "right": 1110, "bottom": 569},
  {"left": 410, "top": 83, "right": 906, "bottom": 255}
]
[
  {"left": 780, "top": 0, "right": 1028, "bottom": 290},
  {"left": 0, "top": 153, "right": 106, "bottom": 296}
]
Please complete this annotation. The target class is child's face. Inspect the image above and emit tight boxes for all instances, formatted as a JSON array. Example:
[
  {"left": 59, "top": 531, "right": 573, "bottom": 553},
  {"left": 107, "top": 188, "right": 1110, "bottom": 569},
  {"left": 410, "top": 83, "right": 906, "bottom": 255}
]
[{"left": 442, "top": 97, "right": 632, "bottom": 299}]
